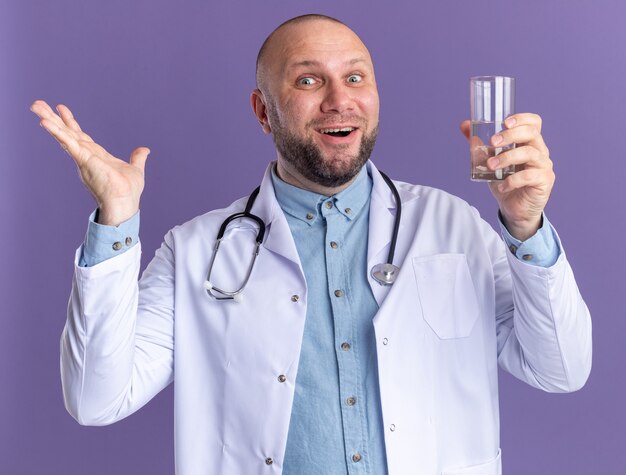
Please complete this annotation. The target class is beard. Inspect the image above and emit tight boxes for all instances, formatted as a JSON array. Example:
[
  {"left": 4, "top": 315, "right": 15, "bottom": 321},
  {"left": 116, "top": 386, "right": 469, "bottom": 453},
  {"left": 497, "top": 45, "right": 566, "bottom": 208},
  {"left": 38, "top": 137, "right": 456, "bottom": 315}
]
[{"left": 267, "top": 105, "right": 378, "bottom": 188}]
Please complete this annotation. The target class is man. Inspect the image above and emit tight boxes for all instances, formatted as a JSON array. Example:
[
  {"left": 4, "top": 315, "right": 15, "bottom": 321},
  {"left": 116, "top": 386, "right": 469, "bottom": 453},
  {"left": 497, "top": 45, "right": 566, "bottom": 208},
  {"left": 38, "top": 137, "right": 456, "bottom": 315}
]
[{"left": 31, "top": 14, "right": 591, "bottom": 475}]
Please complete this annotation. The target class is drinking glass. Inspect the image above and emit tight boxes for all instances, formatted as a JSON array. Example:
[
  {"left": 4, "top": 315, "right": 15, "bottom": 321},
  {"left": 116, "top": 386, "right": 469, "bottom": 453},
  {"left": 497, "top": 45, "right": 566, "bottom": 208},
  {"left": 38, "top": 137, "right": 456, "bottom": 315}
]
[{"left": 470, "top": 76, "right": 515, "bottom": 181}]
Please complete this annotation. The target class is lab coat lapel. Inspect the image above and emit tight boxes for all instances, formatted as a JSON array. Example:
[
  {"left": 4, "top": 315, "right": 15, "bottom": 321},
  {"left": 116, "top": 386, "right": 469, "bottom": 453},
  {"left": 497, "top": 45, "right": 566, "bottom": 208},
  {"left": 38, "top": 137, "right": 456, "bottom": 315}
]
[
  {"left": 367, "top": 163, "right": 396, "bottom": 267},
  {"left": 366, "top": 161, "right": 420, "bottom": 305},
  {"left": 367, "top": 162, "right": 397, "bottom": 304},
  {"left": 250, "top": 163, "right": 303, "bottom": 267}
]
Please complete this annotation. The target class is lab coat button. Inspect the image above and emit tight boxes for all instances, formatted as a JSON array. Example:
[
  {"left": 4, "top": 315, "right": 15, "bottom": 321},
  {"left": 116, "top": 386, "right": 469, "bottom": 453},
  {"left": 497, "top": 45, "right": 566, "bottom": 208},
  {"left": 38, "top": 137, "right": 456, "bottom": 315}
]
[
  {"left": 382, "top": 338, "right": 389, "bottom": 345},
  {"left": 278, "top": 374, "right": 286, "bottom": 383},
  {"left": 341, "top": 342, "right": 351, "bottom": 351},
  {"left": 344, "top": 208, "right": 352, "bottom": 214},
  {"left": 125, "top": 237, "right": 132, "bottom": 246},
  {"left": 334, "top": 290, "right": 344, "bottom": 298},
  {"left": 509, "top": 244, "right": 518, "bottom": 254},
  {"left": 346, "top": 396, "right": 356, "bottom": 406},
  {"left": 306, "top": 213, "right": 314, "bottom": 220},
  {"left": 522, "top": 254, "right": 533, "bottom": 261},
  {"left": 330, "top": 241, "right": 338, "bottom": 249},
  {"left": 265, "top": 457, "right": 273, "bottom": 465},
  {"left": 291, "top": 294, "right": 299, "bottom": 302},
  {"left": 325, "top": 201, "right": 333, "bottom": 209},
  {"left": 389, "top": 424, "right": 396, "bottom": 432},
  {"left": 112, "top": 241, "right": 123, "bottom": 251},
  {"left": 352, "top": 453, "right": 362, "bottom": 463}
]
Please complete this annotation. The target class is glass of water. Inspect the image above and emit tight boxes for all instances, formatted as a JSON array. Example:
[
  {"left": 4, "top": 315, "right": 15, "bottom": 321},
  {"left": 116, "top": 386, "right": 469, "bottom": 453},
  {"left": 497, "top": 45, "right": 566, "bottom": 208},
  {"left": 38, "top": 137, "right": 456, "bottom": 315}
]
[{"left": 470, "top": 76, "right": 515, "bottom": 181}]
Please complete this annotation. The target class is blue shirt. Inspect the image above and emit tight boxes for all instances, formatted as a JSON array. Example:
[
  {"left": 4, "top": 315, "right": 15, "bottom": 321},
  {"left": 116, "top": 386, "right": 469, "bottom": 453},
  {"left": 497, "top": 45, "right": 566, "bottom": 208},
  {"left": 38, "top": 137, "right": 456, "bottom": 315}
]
[
  {"left": 271, "top": 166, "right": 387, "bottom": 474},
  {"left": 79, "top": 167, "right": 561, "bottom": 473}
]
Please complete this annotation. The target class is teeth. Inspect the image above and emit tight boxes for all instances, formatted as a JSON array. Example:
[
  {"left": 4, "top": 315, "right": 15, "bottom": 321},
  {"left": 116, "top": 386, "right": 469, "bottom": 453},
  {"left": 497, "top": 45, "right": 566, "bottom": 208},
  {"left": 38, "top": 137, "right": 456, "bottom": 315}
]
[{"left": 320, "top": 127, "right": 354, "bottom": 134}]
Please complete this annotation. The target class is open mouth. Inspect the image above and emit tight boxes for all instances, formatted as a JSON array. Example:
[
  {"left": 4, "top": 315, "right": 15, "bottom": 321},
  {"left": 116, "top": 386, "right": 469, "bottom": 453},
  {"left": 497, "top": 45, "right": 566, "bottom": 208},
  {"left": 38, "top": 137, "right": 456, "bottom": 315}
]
[{"left": 319, "top": 127, "right": 356, "bottom": 138}]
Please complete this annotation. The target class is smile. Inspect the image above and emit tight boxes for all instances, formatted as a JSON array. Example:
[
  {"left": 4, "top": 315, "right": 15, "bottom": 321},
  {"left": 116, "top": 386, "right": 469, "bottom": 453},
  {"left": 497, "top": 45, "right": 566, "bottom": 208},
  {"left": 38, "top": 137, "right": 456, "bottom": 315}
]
[{"left": 319, "top": 127, "right": 356, "bottom": 137}]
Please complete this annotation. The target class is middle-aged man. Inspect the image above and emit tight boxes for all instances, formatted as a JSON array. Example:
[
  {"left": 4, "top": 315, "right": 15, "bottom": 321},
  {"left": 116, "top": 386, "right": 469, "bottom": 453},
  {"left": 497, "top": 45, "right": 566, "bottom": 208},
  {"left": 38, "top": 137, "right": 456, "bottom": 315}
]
[{"left": 31, "top": 13, "right": 591, "bottom": 475}]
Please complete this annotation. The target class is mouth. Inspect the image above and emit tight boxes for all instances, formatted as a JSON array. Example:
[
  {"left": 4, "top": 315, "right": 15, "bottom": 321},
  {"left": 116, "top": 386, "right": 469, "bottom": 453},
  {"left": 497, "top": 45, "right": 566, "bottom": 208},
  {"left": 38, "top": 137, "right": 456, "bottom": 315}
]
[{"left": 318, "top": 126, "right": 357, "bottom": 138}]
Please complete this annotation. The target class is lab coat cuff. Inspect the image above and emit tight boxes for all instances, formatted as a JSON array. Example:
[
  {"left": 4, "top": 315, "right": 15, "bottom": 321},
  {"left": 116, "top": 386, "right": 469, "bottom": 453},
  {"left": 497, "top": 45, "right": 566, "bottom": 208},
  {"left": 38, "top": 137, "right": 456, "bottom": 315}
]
[
  {"left": 79, "top": 209, "right": 141, "bottom": 267},
  {"left": 74, "top": 240, "right": 142, "bottom": 278},
  {"left": 498, "top": 212, "right": 561, "bottom": 268}
]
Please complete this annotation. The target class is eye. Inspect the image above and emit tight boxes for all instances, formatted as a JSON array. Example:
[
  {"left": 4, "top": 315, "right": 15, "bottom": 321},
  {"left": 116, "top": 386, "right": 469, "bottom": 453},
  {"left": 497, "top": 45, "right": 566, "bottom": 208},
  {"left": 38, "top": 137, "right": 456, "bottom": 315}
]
[
  {"left": 297, "top": 77, "right": 317, "bottom": 86},
  {"left": 347, "top": 74, "right": 363, "bottom": 83}
]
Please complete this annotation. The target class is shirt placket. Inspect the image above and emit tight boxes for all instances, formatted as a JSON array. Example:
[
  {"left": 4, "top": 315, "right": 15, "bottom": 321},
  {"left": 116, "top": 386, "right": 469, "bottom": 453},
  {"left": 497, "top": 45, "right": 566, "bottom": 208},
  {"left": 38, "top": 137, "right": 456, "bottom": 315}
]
[{"left": 322, "top": 197, "right": 370, "bottom": 475}]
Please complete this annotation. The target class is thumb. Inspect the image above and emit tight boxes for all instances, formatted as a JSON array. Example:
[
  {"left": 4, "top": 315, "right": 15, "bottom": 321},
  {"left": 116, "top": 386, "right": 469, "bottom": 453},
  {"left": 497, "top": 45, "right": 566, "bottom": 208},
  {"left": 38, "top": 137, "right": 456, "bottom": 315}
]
[
  {"left": 459, "top": 120, "right": 471, "bottom": 142},
  {"left": 129, "top": 146, "right": 150, "bottom": 172}
]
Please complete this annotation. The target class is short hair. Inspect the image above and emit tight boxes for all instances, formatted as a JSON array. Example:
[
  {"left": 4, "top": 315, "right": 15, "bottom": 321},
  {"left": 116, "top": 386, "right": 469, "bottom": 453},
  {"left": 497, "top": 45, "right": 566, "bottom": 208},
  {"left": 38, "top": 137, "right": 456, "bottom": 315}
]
[{"left": 255, "top": 14, "right": 346, "bottom": 89}]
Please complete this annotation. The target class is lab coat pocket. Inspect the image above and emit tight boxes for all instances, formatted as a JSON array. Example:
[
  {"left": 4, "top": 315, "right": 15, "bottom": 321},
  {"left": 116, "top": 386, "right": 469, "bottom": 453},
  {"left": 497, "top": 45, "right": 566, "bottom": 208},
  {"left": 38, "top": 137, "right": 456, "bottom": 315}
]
[
  {"left": 441, "top": 449, "right": 502, "bottom": 474},
  {"left": 412, "top": 253, "right": 480, "bottom": 339}
]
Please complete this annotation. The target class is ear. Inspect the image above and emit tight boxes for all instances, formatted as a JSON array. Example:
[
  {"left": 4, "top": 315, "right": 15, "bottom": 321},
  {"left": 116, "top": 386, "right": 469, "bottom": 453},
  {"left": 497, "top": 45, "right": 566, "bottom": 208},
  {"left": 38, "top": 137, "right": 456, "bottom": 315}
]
[{"left": 251, "top": 89, "right": 272, "bottom": 134}]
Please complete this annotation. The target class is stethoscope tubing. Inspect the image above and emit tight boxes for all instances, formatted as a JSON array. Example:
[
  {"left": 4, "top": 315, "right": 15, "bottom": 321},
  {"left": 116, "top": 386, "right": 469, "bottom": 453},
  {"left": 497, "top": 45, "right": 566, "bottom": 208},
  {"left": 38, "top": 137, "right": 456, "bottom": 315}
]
[{"left": 205, "top": 171, "right": 402, "bottom": 300}]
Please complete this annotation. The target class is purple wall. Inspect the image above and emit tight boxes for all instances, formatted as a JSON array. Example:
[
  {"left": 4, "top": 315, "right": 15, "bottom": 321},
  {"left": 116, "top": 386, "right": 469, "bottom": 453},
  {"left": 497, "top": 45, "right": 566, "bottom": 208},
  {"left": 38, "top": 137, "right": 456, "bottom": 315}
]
[{"left": 2, "top": 1, "right": 624, "bottom": 473}]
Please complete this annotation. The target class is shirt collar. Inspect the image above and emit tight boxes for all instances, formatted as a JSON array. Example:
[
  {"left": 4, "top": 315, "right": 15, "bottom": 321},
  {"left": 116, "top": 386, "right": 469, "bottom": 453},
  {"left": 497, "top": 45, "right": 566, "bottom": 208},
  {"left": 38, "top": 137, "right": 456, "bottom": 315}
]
[{"left": 271, "top": 164, "right": 372, "bottom": 225}]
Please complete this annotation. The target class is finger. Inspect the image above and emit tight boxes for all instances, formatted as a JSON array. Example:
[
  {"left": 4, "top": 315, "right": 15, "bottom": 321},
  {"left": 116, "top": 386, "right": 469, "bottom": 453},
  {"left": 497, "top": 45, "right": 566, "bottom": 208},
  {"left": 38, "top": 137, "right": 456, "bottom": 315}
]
[
  {"left": 30, "top": 100, "right": 68, "bottom": 130},
  {"left": 40, "top": 118, "right": 82, "bottom": 159},
  {"left": 492, "top": 125, "right": 549, "bottom": 156},
  {"left": 503, "top": 113, "right": 543, "bottom": 133},
  {"left": 56, "top": 104, "right": 83, "bottom": 132},
  {"left": 129, "top": 147, "right": 151, "bottom": 172},
  {"left": 497, "top": 167, "right": 554, "bottom": 193},
  {"left": 487, "top": 145, "right": 552, "bottom": 171},
  {"left": 459, "top": 120, "right": 471, "bottom": 142},
  {"left": 493, "top": 113, "right": 549, "bottom": 153},
  {"left": 56, "top": 104, "right": 94, "bottom": 142},
  {"left": 491, "top": 124, "right": 537, "bottom": 147}
]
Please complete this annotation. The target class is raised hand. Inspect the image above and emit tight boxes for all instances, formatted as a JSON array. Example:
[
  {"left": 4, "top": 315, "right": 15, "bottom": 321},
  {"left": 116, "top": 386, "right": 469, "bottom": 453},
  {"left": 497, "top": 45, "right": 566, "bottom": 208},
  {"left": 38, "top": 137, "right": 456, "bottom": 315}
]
[
  {"left": 31, "top": 100, "right": 150, "bottom": 226},
  {"left": 460, "top": 113, "right": 555, "bottom": 241}
]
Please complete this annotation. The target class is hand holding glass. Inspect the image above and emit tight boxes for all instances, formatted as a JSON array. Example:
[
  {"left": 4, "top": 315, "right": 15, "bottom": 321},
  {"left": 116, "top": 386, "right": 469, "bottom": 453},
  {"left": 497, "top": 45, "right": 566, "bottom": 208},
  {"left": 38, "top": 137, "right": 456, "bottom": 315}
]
[{"left": 470, "top": 76, "right": 515, "bottom": 181}]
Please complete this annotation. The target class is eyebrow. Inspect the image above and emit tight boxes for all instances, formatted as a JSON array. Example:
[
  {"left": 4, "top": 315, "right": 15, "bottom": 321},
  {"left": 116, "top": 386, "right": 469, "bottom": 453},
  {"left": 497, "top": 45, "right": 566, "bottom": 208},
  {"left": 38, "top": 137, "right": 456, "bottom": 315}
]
[{"left": 287, "top": 57, "right": 369, "bottom": 70}]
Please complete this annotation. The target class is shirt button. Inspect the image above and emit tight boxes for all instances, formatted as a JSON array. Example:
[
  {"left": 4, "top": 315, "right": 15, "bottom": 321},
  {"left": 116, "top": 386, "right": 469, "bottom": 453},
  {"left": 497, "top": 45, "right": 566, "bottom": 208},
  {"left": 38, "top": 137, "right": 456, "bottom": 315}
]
[
  {"left": 346, "top": 396, "right": 357, "bottom": 406},
  {"left": 522, "top": 254, "right": 533, "bottom": 261},
  {"left": 112, "top": 241, "right": 123, "bottom": 251},
  {"left": 344, "top": 208, "right": 352, "bottom": 215},
  {"left": 306, "top": 213, "right": 314, "bottom": 220},
  {"left": 278, "top": 374, "right": 287, "bottom": 383},
  {"left": 325, "top": 201, "right": 333, "bottom": 209},
  {"left": 265, "top": 457, "right": 273, "bottom": 466},
  {"left": 509, "top": 244, "right": 518, "bottom": 254},
  {"left": 389, "top": 424, "right": 396, "bottom": 432},
  {"left": 125, "top": 237, "right": 133, "bottom": 246},
  {"left": 382, "top": 337, "right": 389, "bottom": 345},
  {"left": 352, "top": 453, "right": 362, "bottom": 463},
  {"left": 291, "top": 294, "right": 299, "bottom": 302},
  {"left": 330, "top": 241, "right": 338, "bottom": 249},
  {"left": 334, "top": 290, "right": 344, "bottom": 298},
  {"left": 341, "top": 342, "right": 351, "bottom": 351}
]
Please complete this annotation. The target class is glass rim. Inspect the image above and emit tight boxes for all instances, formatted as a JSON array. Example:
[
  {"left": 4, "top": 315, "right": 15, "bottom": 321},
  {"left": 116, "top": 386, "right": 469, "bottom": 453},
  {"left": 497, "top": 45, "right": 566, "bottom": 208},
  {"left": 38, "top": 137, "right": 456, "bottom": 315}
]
[{"left": 470, "top": 75, "right": 515, "bottom": 82}]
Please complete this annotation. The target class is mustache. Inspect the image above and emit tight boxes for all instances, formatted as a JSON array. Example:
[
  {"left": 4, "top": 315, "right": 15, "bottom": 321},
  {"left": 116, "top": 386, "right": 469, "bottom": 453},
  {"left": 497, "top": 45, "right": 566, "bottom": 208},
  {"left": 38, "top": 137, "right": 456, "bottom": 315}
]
[{"left": 306, "top": 115, "right": 368, "bottom": 128}]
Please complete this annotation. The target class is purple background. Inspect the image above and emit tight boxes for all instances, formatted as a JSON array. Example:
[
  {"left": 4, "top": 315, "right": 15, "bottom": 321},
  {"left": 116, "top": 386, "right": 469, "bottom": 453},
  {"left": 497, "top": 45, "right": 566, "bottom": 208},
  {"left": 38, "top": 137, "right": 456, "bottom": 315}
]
[{"left": 2, "top": 1, "right": 624, "bottom": 473}]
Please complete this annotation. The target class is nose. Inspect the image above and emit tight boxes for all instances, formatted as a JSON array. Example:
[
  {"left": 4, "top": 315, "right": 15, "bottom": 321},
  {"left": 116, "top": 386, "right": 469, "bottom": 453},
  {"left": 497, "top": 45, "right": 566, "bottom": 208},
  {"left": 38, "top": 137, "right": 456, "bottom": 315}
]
[{"left": 320, "top": 80, "right": 354, "bottom": 114}]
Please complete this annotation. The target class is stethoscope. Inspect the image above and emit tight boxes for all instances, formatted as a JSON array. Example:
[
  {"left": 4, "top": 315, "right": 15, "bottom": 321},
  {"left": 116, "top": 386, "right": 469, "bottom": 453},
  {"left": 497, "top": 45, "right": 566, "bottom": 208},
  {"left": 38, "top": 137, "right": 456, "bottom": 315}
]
[{"left": 203, "top": 172, "right": 402, "bottom": 302}]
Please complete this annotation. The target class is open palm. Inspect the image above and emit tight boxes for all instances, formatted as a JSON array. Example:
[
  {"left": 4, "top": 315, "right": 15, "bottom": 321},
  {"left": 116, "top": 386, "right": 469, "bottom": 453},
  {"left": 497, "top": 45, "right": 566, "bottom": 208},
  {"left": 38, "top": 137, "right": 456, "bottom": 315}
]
[{"left": 31, "top": 100, "right": 150, "bottom": 226}]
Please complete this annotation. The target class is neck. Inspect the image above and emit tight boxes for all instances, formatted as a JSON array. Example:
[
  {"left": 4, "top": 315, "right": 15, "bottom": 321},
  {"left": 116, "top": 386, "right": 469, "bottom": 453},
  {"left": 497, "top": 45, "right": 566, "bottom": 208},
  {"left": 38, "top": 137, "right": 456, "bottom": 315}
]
[{"left": 275, "top": 158, "right": 360, "bottom": 197}]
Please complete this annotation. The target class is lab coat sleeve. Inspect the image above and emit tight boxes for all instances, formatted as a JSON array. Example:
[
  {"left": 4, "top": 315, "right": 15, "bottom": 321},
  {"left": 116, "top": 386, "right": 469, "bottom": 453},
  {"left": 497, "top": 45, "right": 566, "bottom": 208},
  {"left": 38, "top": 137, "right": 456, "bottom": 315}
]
[
  {"left": 61, "top": 233, "right": 175, "bottom": 425},
  {"left": 487, "top": 217, "right": 592, "bottom": 393}
]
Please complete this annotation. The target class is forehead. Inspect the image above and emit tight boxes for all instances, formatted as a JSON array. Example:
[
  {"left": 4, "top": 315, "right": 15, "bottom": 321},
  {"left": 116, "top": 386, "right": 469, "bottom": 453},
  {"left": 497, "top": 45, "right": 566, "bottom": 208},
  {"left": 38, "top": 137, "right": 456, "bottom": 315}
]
[{"left": 268, "top": 20, "right": 373, "bottom": 74}]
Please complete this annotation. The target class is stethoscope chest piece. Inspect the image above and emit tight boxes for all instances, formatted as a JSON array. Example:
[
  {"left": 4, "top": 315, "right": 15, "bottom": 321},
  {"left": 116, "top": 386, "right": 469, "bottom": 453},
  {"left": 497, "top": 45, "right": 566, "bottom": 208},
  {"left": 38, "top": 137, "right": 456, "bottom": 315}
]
[{"left": 371, "top": 262, "right": 400, "bottom": 286}]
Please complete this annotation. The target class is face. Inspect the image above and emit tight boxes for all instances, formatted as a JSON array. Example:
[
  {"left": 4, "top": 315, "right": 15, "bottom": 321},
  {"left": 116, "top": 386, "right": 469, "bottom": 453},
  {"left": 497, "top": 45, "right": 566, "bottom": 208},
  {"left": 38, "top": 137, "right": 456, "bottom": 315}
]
[{"left": 255, "top": 20, "right": 380, "bottom": 188}]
